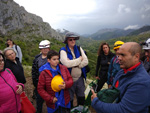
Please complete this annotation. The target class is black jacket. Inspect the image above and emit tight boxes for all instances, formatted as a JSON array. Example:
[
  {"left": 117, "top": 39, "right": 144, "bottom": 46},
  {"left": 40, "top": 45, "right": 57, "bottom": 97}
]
[
  {"left": 96, "top": 52, "right": 115, "bottom": 78},
  {"left": 32, "top": 54, "right": 41, "bottom": 88},
  {"left": 5, "top": 57, "right": 26, "bottom": 84}
]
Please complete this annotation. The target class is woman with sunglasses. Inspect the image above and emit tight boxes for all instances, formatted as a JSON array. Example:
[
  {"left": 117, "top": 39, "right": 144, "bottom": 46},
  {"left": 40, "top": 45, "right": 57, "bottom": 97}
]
[
  {"left": 59, "top": 32, "right": 88, "bottom": 108},
  {"left": 95, "top": 42, "right": 115, "bottom": 92},
  {"left": 0, "top": 53, "right": 24, "bottom": 113}
]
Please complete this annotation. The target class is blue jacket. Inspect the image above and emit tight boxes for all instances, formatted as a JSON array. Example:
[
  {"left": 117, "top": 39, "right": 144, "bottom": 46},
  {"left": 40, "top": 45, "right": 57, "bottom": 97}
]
[
  {"left": 60, "top": 44, "right": 87, "bottom": 79},
  {"left": 92, "top": 63, "right": 150, "bottom": 113},
  {"left": 107, "top": 56, "right": 121, "bottom": 85}
]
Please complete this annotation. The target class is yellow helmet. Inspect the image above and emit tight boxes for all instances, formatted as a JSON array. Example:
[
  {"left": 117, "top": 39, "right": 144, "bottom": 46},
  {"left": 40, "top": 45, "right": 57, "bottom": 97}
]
[
  {"left": 113, "top": 41, "right": 124, "bottom": 50},
  {"left": 51, "top": 75, "right": 64, "bottom": 92}
]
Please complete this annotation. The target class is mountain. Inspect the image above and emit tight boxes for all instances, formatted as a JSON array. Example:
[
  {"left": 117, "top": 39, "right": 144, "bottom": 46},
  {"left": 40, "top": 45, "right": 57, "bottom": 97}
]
[
  {"left": 127, "top": 25, "right": 150, "bottom": 36},
  {"left": 0, "top": 0, "right": 63, "bottom": 40},
  {"left": 89, "top": 28, "right": 134, "bottom": 40}
]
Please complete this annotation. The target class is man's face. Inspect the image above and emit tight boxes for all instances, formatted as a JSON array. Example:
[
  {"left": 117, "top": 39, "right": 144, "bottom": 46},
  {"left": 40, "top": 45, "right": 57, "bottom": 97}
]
[
  {"left": 144, "top": 50, "right": 150, "bottom": 58},
  {"left": 47, "top": 55, "right": 59, "bottom": 69},
  {"left": 114, "top": 48, "right": 119, "bottom": 55},
  {"left": 118, "top": 45, "right": 136, "bottom": 69},
  {"left": 40, "top": 48, "right": 50, "bottom": 55}
]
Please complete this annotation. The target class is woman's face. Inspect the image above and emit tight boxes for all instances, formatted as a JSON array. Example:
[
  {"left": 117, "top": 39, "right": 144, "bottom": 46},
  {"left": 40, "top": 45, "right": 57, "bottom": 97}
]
[
  {"left": 0, "top": 56, "right": 4, "bottom": 71},
  {"left": 5, "top": 50, "right": 16, "bottom": 62},
  {"left": 67, "top": 38, "right": 76, "bottom": 48},
  {"left": 7, "top": 40, "right": 13, "bottom": 46},
  {"left": 103, "top": 44, "right": 109, "bottom": 55}
]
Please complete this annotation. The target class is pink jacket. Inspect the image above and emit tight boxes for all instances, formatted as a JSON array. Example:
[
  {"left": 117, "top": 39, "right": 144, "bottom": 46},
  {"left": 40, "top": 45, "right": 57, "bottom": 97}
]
[{"left": 0, "top": 68, "right": 24, "bottom": 113}]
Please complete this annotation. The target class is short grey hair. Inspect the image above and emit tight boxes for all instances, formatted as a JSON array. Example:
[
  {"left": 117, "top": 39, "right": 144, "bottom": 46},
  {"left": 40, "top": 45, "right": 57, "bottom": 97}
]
[{"left": 3, "top": 47, "right": 16, "bottom": 57}]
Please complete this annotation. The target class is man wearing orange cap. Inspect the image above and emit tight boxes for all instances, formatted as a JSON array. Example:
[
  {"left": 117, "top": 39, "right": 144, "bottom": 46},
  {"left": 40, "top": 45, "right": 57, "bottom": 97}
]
[{"left": 107, "top": 41, "right": 124, "bottom": 88}]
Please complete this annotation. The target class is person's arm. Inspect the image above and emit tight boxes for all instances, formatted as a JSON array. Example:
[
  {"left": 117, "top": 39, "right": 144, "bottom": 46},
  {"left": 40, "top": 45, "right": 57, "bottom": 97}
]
[
  {"left": 37, "top": 71, "right": 54, "bottom": 103},
  {"left": 78, "top": 47, "right": 88, "bottom": 68},
  {"left": 17, "top": 45, "right": 23, "bottom": 63},
  {"left": 107, "top": 58, "right": 113, "bottom": 86},
  {"left": 7, "top": 68, "right": 24, "bottom": 93},
  {"left": 95, "top": 56, "right": 101, "bottom": 76},
  {"left": 64, "top": 66, "right": 73, "bottom": 89},
  {"left": 32, "top": 58, "right": 39, "bottom": 88},
  {"left": 91, "top": 83, "right": 149, "bottom": 113},
  {"left": 60, "top": 50, "right": 82, "bottom": 68}
]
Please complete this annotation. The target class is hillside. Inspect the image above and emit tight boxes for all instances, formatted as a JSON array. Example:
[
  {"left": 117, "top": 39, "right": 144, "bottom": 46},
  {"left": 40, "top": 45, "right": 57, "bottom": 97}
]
[
  {"left": 0, "top": 0, "right": 150, "bottom": 79},
  {"left": 0, "top": 0, "right": 64, "bottom": 40},
  {"left": 88, "top": 28, "right": 134, "bottom": 40},
  {"left": 127, "top": 25, "right": 150, "bottom": 36},
  {"left": 86, "top": 25, "right": 150, "bottom": 41}
]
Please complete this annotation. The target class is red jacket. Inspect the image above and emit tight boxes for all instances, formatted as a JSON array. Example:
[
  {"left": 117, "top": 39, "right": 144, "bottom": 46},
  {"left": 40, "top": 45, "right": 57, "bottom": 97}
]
[{"left": 37, "top": 64, "right": 73, "bottom": 109}]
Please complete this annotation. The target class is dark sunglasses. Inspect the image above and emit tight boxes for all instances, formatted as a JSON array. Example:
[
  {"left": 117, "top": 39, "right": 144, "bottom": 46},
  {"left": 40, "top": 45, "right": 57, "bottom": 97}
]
[{"left": 68, "top": 38, "right": 76, "bottom": 41}]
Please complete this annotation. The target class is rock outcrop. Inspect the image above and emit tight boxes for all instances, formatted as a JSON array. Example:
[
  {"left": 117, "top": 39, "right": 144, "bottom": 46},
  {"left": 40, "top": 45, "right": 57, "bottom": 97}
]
[{"left": 0, "top": 0, "right": 64, "bottom": 41}]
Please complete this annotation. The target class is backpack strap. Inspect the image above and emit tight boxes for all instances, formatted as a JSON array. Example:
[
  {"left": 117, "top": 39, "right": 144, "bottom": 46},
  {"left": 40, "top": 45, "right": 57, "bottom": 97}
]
[
  {"left": 6, "top": 69, "right": 11, "bottom": 74},
  {"left": 15, "top": 45, "right": 18, "bottom": 53},
  {"left": 45, "top": 70, "right": 53, "bottom": 77},
  {"left": 77, "top": 46, "right": 81, "bottom": 55}
]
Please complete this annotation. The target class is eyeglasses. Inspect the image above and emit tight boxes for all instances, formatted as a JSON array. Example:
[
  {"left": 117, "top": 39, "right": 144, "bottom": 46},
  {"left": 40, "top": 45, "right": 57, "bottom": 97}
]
[
  {"left": 7, "top": 52, "right": 14, "bottom": 57},
  {"left": 0, "top": 59, "right": 4, "bottom": 64},
  {"left": 68, "top": 38, "right": 76, "bottom": 41}
]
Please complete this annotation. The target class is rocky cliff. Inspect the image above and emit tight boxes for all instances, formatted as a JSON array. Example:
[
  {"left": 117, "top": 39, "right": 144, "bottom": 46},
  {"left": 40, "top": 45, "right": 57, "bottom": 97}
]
[{"left": 0, "top": 0, "right": 64, "bottom": 41}]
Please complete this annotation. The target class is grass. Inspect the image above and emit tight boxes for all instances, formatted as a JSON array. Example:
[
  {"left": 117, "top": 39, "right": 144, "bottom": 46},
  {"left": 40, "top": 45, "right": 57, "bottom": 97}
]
[{"left": 23, "top": 65, "right": 32, "bottom": 77}]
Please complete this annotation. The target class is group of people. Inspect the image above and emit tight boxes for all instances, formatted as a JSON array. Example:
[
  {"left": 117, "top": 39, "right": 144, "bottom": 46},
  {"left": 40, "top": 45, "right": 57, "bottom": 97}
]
[
  {"left": 91, "top": 39, "right": 150, "bottom": 113},
  {"left": 32, "top": 32, "right": 88, "bottom": 113},
  {"left": 1, "top": 33, "right": 150, "bottom": 113},
  {"left": 0, "top": 39, "right": 25, "bottom": 113}
]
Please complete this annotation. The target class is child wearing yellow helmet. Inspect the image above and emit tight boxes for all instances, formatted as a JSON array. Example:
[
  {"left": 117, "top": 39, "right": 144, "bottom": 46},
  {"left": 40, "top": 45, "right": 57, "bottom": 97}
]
[{"left": 37, "top": 50, "right": 73, "bottom": 113}]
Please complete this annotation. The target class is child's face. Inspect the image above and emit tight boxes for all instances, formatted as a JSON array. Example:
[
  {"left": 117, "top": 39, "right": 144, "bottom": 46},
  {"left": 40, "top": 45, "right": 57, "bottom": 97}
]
[{"left": 48, "top": 55, "right": 59, "bottom": 69}]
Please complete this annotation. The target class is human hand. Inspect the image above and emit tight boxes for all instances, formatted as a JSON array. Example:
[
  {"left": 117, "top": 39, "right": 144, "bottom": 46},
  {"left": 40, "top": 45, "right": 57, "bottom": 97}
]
[
  {"left": 91, "top": 89, "right": 97, "bottom": 101},
  {"left": 79, "top": 56, "right": 83, "bottom": 61},
  {"left": 59, "top": 82, "right": 66, "bottom": 89},
  {"left": 108, "top": 85, "right": 112, "bottom": 89},
  {"left": 95, "top": 76, "right": 100, "bottom": 80},
  {"left": 16, "top": 85, "right": 23, "bottom": 94},
  {"left": 53, "top": 97, "right": 58, "bottom": 103}
]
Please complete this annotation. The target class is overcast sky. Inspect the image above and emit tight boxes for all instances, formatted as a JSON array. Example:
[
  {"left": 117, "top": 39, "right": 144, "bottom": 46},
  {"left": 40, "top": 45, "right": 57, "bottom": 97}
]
[{"left": 14, "top": 0, "right": 150, "bottom": 35}]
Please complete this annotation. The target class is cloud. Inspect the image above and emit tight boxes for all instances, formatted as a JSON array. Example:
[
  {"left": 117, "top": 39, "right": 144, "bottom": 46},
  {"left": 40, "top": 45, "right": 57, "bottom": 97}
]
[
  {"left": 141, "top": 4, "right": 150, "bottom": 12},
  {"left": 118, "top": 4, "right": 131, "bottom": 13},
  {"left": 124, "top": 25, "right": 139, "bottom": 30},
  {"left": 13, "top": 0, "right": 150, "bottom": 34}
]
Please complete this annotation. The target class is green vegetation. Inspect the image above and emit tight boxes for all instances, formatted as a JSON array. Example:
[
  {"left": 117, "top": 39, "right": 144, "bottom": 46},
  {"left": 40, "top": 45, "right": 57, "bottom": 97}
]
[
  {"left": 0, "top": 36, "right": 65, "bottom": 65},
  {"left": 0, "top": 33, "right": 150, "bottom": 79}
]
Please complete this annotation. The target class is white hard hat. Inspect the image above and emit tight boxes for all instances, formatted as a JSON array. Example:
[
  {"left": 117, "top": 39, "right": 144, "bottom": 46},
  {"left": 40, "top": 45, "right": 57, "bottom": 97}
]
[
  {"left": 39, "top": 40, "right": 50, "bottom": 49},
  {"left": 143, "top": 38, "right": 150, "bottom": 50}
]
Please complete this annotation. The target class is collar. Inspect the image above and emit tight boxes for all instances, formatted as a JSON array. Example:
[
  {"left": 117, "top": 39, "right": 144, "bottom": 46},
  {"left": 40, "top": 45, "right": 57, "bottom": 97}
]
[{"left": 123, "top": 62, "right": 141, "bottom": 74}]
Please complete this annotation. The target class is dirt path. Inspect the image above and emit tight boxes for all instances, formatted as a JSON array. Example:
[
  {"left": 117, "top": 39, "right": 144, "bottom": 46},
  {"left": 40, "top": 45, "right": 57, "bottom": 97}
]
[{"left": 24, "top": 77, "right": 107, "bottom": 113}]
